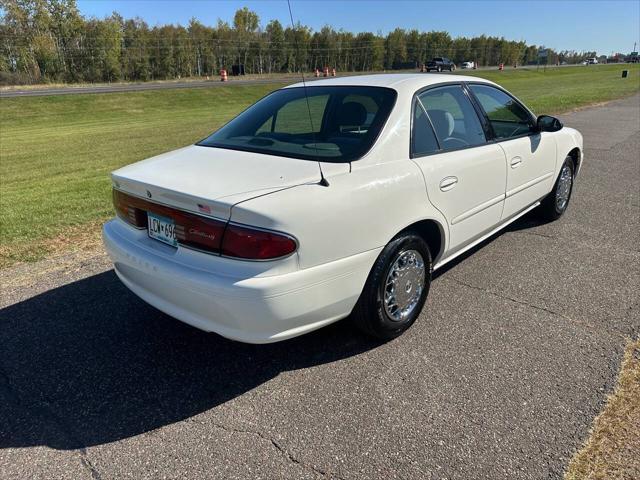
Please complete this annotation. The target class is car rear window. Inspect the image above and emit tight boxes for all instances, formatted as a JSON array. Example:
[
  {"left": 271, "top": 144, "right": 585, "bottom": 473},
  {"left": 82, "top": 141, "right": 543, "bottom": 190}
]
[{"left": 198, "top": 86, "right": 397, "bottom": 162}]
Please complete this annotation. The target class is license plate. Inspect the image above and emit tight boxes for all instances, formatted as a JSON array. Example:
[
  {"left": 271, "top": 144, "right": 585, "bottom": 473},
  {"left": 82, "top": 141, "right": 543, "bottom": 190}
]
[{"left": 147, "top": 212, "right": 177, "bottom": 247}]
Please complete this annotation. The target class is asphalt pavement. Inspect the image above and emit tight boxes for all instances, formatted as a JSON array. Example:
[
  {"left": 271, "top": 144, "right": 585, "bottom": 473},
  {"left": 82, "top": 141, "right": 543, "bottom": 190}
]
[
  {"left": 0, "top": 77, "right": 298, "bottom": 98},
  {"left": 1, "top": 95, "right": 639, "bottom": 479}
]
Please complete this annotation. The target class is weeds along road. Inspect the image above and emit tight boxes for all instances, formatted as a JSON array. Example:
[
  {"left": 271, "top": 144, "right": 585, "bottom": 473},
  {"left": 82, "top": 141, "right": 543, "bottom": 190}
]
[{"left": 1, "top": 95, "right": 639, "bottom": 479}]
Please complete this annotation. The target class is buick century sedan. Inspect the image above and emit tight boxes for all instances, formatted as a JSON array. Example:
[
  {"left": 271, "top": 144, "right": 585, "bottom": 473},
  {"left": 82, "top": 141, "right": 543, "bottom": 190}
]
[{"left": 103, "top": 74, "right": 583, "bottom": 343}]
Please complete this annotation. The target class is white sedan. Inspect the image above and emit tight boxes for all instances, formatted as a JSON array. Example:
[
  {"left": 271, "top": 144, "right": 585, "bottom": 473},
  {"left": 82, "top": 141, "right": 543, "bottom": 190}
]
[{"left": 103, "top": 74, "right": 583, "bottom": 343}]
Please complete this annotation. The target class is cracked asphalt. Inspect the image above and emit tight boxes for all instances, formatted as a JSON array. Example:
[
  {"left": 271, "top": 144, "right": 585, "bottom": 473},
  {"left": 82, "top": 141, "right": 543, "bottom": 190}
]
[{"left": 1, "top": 95, "right": 639, "bottom": 479}]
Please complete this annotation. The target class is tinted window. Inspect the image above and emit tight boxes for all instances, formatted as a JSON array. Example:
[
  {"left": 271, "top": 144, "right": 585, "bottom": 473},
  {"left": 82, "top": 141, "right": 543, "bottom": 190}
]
[
  {"left": 412, "top": 100, "right": 439, "bottom": 156},
  {"left": 273, "top": 95, "right": 328, "bottom": 133},
  {"left": 417, "top": 85, "right": 486, "bottom": 151},
  {"left": 199, "top": 86, "right": 397, "bottom": 162},
  {"left": 469, "top": 84, "right": 534, "bottom": 139}
]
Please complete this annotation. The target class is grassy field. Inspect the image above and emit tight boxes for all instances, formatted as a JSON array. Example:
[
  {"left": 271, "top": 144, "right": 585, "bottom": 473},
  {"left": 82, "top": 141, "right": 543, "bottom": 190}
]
[
  {"left": 0, "top": 83, "right": 284, "bottom": 266},
  {"left": 1, "top": 64, "right": 639, "bottom": 267}
]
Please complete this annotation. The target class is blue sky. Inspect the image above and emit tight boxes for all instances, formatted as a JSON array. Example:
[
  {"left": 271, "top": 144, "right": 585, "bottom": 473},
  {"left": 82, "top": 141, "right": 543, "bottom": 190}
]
[{"left": 77, "top": 0, "right": 640, "bottom": 55}]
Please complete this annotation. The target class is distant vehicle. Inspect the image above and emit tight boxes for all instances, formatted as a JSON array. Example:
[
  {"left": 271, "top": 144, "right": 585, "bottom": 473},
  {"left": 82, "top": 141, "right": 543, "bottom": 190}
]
[
  {"left": 586, "top": 57, "right": 598, "bottom": 65},
  {"left": 103, "top": 74, "right": 583, "bottom": 343},
  {"left": 461, "top": 61, "right": 475, "bottom": 69},
  {"left": 426, "top": 57, "right": 456, "bottom": 72}
]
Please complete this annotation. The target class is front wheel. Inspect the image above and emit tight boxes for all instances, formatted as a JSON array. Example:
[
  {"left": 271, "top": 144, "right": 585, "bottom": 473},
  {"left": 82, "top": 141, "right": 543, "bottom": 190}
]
[
  {"left": 539, "top": 156, "right": 574, "bottom": 221},
  {"left": 351, "top": 233, "right": 432, "bottom": 340}
]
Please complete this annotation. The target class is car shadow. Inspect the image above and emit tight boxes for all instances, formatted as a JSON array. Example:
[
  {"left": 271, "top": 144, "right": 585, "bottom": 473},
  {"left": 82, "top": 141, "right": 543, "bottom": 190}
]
[
  {"left": 0, "top": 208, "right": 549, "bottom": 451},
  {"left": 0, "top": 270, "right": 380, "bottom": 450}
]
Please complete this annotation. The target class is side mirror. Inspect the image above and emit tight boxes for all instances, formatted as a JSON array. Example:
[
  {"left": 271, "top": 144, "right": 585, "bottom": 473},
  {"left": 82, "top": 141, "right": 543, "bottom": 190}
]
[{"left": 537, "top": 115, "right": 563, "bottom": 132}]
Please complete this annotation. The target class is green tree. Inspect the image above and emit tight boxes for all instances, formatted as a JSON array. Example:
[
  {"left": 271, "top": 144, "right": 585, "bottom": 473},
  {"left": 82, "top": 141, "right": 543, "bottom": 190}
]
[
  {"left": 265, "top": 19, "right": 284, "bottom": 73},
  {"left": 233, "top": 6, "right": 259, "bottom": 69},
  {"left": 385, "top": 28, "right": 406, "bottom": 69}
]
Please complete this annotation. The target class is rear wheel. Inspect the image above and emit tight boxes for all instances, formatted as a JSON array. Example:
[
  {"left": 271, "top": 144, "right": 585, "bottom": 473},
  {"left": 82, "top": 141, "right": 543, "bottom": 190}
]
[
  {"left": 539, "top": 156, "right": 574, "bottom": 221},
  {"left": 351, "top": 232, "right": 432, "bottom": 340}
]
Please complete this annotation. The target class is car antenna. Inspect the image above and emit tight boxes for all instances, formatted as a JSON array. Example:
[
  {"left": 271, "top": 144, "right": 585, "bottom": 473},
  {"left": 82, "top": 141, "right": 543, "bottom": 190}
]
[{"left": 286, "top": 0, "right": 329, "bottom": 187}]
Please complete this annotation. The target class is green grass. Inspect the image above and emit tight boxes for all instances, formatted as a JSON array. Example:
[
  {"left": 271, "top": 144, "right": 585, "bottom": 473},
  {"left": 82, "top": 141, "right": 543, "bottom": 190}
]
[
  {"left": 0, "top": 84, "right": 285, "bottom": 265},
  {"left": 1, "top": 64, "right": 639, "bottom": 266}
]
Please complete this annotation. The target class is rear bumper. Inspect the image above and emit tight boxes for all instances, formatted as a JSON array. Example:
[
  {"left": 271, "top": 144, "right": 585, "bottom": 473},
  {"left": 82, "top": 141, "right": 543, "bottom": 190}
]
[{"left": 103, "top": 219, "right": 379, "bottom": 343}]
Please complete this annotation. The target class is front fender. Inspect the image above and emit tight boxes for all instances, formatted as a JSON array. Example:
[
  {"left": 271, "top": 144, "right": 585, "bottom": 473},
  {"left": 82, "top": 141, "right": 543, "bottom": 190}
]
[{"left": 556, "top": 127, "right": 584, "bottom": 177}]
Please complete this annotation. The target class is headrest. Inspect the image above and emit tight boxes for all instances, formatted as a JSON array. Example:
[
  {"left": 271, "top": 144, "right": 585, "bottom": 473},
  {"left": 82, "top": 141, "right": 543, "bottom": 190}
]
[
  {"left": 337, "top": 102, "right": 367, "bottom": 126},
  {"left": 427, "top": 109, "right": 455, "bottom": 139}
]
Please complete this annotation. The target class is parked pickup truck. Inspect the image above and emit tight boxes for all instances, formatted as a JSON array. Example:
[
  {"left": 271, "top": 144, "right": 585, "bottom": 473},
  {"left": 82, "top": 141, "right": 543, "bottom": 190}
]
[{"left": 426, "top": 57, "right": 456, "bottom": 72}]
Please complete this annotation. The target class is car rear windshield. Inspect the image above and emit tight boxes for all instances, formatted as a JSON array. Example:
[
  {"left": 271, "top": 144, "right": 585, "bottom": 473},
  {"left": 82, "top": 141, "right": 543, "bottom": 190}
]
[{"left": 198, "top": 86, "right": 397, "bottom": 162}]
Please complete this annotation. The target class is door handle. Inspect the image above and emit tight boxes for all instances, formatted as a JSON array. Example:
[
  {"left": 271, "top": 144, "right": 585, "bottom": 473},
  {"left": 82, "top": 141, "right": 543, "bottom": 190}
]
[
  {"left": 510, "top": 156, "right": 523, "bottom": 168},
  {"left": 439, "top": 176, "right": 458, "bottom": 191}
]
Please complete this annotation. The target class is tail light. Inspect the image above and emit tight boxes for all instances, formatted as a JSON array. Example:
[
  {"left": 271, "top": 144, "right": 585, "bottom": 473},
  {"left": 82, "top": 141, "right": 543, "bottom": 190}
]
[
  {"left": 113, "top": 189, "right": 147, "bottom": 228},
  {"left": 113, "top": 189, "right": 297, "bottom": 260},
  {"left": 221, "top": 224, "right": 297, "bottom": 260}
]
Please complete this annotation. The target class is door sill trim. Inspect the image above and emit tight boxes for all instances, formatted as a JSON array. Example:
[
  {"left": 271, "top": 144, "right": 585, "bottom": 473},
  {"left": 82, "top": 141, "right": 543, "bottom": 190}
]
[{"left": 433, "top": 201, "right": 541, "bottom": 271}]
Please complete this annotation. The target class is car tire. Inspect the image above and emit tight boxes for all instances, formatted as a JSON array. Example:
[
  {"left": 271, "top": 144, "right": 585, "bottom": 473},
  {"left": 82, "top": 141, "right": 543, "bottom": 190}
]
[
  {"left": 539, "top": 156, "right": 574, "bottom": 221},
  {"left": 351, "top": 232, "right": 432, "bottom": 340}
]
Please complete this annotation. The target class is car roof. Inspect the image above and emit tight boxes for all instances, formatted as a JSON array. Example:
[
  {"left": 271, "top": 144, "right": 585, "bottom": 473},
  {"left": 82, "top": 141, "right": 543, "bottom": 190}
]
[{"left": 285, "top": 73, "right": 497, "bottom": 92}]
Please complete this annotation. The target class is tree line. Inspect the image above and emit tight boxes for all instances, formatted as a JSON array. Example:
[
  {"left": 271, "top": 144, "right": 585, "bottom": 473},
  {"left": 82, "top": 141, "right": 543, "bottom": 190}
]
[{"left": 0, "top": 0, "right": 598, "bottom": 85}]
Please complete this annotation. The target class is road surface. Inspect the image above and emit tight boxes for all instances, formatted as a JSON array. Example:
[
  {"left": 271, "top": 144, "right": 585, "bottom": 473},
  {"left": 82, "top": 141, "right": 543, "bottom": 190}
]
[{"left": 0, "top": 65, "right": 580, "bottom": 98}]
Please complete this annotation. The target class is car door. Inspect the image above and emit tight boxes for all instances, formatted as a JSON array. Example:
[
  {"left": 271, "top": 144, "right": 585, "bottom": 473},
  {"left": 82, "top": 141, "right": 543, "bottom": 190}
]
[
  {"left": 410, "top": 84, "right": 507, "bottom": 254},
  {"left": 468, "top": 84, "right": 557, "bottom": 220}
]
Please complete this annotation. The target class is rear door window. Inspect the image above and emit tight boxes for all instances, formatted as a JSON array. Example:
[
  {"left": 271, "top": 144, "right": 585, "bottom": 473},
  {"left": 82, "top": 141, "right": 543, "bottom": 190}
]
[
  {"left": 412, "top": 100, "right": 439, "bottom": 156},
  {"left": 416, "top": 85, "right": 487, "bottom": 151}
]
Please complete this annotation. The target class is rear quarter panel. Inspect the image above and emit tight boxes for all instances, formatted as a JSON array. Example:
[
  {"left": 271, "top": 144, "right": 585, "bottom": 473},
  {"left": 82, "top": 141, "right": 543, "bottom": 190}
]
[{"left": 229, "top": 160, "right": 448, "bottom": 270}]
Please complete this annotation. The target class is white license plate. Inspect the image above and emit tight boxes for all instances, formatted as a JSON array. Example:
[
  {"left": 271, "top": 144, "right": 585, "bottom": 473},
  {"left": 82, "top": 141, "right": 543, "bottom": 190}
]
[{"left": 147, "top": 212, "right": 177, "bottom": 247}]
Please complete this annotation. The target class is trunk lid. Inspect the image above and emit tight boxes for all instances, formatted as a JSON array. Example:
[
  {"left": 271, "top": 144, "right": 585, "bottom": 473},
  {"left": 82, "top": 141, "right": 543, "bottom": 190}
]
[{"left": 111, "top": 145, "right": 324, "bottom": 219}]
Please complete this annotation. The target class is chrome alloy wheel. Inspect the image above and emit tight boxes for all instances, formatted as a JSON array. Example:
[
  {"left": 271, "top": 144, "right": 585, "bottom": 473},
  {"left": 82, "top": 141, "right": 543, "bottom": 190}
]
[
  {"left": 555, "top": 164, "right": 573, "bottom": 211},
  {"left": 383, "top": 250, "right": 426, "bottom": 322}
]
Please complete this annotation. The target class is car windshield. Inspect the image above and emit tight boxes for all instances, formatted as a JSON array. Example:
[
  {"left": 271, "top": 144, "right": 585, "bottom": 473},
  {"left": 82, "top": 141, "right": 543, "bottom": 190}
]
[{"left": 198, "top": 86, "right": 397, "bottom": 162}]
